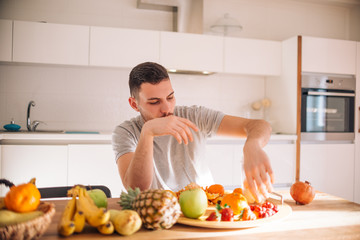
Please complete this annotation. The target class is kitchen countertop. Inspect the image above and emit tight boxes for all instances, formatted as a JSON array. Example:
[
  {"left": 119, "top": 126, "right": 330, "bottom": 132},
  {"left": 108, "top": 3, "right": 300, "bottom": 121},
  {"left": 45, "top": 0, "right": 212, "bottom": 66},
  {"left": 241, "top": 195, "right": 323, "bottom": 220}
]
[
  {"left": 40, "top": 190, "right": 360, "bottom": 240},
  {"left": 0, "top": 131, "right": 296, "bottom": 145}
]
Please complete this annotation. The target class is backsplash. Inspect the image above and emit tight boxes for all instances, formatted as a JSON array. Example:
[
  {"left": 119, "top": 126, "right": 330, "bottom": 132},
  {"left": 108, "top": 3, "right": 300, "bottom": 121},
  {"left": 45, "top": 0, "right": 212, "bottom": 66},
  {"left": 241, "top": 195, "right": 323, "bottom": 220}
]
[{"left": 0, "top": 64, "right": 266, "bottom": 132}]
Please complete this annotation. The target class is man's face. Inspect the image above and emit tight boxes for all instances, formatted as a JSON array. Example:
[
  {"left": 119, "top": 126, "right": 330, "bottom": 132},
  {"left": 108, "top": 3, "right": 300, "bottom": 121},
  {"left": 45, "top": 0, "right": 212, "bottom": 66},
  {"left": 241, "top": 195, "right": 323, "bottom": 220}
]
[{"left": 129, "top": 79, "right": 176, "bottom": 122}]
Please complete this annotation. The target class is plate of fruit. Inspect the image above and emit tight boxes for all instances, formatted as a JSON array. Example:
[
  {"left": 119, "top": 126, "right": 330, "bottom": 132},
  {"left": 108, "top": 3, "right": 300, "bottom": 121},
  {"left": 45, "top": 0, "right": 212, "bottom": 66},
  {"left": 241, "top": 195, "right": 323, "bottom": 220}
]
[{"left": 176, "top": 184, "right": 292, "bottom": 229}]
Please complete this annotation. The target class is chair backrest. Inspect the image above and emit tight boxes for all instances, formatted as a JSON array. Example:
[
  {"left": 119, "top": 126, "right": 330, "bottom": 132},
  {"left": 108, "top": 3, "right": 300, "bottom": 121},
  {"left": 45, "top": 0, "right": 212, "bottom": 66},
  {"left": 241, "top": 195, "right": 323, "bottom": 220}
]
[{"left": 38, "top": 185, "right": 112, "bottom": 198}]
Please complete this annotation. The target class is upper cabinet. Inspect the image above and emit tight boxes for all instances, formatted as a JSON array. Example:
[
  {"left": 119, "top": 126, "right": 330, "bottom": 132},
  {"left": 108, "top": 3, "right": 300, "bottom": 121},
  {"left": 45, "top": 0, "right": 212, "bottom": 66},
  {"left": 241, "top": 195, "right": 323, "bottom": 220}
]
[
  {"left": 90, "top": 27, "right": 160, "bottom": 68},
  {"left": 224, "top": 37, "right": 282, "bottom": 76},
  {"left": 13, "top": 21, "right": 89, "bottom": 65},
  {"left": 160, "top": 31, "right": 223, "bottom": 73},
  {"left": 302, "top": 36, "right": 356, "bottom": 75},
  {"left": 0, "top": 19, "right": 12, "bottom": 62}
]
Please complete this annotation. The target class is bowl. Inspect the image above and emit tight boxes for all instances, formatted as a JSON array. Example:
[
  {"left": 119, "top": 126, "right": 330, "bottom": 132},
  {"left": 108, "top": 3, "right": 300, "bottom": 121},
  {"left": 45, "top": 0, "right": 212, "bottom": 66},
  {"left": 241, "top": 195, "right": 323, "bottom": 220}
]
[{"left": 0, "top": 202, "right": 56, "bottom": 240}]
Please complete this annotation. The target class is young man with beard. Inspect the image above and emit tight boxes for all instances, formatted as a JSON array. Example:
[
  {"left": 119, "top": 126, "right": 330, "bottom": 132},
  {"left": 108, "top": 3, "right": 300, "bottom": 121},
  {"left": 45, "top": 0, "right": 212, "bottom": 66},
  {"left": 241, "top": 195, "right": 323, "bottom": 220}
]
[{"left": 112, "top": 62, "right": 274, "bottom": 202}]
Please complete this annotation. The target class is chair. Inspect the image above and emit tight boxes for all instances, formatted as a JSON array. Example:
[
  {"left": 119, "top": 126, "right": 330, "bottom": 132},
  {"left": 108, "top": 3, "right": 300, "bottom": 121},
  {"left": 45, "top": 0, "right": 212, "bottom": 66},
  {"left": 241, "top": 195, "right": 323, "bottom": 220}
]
[{"left": 38, "top": 185, "right": 112, "bottom": 198}]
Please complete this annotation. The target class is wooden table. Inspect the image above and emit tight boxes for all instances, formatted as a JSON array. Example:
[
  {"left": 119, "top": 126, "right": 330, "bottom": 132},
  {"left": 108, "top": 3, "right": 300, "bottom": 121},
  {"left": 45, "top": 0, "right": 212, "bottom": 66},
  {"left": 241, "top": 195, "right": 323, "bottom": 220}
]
[{"left": 40, "top": 190, "right": 360, "bottom": 239}]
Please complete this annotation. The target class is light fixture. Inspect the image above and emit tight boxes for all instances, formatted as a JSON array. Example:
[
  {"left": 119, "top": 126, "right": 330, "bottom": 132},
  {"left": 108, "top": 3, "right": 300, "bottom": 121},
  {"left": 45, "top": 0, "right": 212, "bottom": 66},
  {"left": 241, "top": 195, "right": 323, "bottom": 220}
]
[
  {"left": 210, "top": 13, "right": 243, "bottom": 36},
  {"left": 167, "top": 69, "right": 214, "bottom": 75}
]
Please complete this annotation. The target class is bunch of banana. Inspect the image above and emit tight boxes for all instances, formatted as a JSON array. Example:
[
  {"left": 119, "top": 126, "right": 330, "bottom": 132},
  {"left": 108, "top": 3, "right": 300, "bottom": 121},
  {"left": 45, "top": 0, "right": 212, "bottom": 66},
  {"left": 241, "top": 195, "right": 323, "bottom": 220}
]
[{"left": 58, "top": 186, "right": 112, "bottom": 237}]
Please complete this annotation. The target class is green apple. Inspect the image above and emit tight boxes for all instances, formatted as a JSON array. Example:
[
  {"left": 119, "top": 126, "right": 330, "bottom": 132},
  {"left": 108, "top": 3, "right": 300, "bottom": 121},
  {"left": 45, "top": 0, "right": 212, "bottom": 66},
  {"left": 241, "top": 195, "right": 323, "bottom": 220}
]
[
  {"left": 179, "top": 188, "right": 208, "bottom": 219},
  {"left": 87, "top": 189, "right": 108, "bottom": 208}
]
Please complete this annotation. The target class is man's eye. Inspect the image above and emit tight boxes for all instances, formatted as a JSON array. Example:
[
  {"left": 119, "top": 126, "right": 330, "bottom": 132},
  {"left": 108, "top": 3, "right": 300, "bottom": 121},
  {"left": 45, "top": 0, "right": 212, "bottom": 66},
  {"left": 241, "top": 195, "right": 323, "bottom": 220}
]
[
  {"left": 167, "top": 96, "right": 174, "bottom": 100},
  {"left": 149, "top": 102, "right": 159, "bottom": 105}
]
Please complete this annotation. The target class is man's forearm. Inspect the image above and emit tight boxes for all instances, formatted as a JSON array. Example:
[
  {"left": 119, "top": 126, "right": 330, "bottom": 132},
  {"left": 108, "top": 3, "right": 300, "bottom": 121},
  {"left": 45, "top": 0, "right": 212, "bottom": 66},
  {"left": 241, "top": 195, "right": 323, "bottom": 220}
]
[
  {"left": 244, "top": 119, "right": 272, "bottom": 147},
  {"left": 123, "top": 130, "right": 155, "bottom": 190}
]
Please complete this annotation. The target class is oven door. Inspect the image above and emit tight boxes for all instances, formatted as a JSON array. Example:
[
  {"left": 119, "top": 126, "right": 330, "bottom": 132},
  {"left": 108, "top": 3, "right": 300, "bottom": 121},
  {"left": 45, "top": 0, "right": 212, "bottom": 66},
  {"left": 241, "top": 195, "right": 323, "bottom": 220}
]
[{"left": 301, "top": 88, "right": 355, "bottom": 141}]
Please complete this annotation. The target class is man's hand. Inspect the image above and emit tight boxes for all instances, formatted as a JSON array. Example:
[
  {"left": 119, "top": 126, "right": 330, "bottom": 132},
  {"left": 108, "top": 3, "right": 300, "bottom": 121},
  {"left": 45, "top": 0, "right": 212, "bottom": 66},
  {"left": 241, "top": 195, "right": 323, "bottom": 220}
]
[
  {"left": 143, "top": 115, "right": 199, "bottom": 144},
  {"left": 243, "top": 140, "right": 274, "bottom": 202}
]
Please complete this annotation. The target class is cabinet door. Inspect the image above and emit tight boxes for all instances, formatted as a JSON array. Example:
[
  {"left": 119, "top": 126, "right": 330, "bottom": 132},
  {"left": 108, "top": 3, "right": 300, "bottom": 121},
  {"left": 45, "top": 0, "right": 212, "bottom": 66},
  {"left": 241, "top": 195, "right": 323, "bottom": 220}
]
[
  {"left": 300, "top": 143, "right": 355, "bottom": 201},
  {"left": 263, "top": 144, "right": 296, "bottom": 187},
  {"left": 302, "top": 36, "right": 356, "bottom": 75},
  {"left": 206, "top": 144, "right": 243, "bottom": 187},
  {"left": 1, "top": 145, "right": 68, "bottom": 196},
  {"left": 160, "top": 31, "right": 223, "bottom": 72},
  {"left": 0, "top": 19, "right": 12, "bottom": 62},
  {"left": 90, "top": 27, "right": 160, "bottom": 68},
  {"left": 355, "top": 42, "right": 360, "bottom": 204},
  {"left": 13, "top": 21, "right": 89, "bottom": 65},
  {"left": 68, "top": 144, "right": 124, "bottom": 198},
  {"left": 224, "top": 37, "right": 282, "bottom": 76}
]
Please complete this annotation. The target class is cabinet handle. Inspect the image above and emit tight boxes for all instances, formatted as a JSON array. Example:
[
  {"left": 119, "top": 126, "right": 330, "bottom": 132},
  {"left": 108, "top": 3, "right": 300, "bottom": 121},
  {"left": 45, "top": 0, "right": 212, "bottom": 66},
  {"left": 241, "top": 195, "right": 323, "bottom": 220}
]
[{"left": 359, "top": 107, "right": 360, "bottom": 133}]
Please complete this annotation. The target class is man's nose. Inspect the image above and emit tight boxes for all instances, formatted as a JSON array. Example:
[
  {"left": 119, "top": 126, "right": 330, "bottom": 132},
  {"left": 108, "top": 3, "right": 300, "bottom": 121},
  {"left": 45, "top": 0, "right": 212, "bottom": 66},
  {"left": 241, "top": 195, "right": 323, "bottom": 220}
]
[{"left": 160, "top": 102, "right": 171, "bottom": 114}]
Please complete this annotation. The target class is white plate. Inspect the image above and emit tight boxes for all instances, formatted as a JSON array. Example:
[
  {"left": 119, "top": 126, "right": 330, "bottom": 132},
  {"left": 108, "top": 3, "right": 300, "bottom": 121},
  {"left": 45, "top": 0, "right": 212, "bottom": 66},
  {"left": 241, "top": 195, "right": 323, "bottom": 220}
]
[{"left": 177, "top": 203, "right": 292, "bottom": 229}]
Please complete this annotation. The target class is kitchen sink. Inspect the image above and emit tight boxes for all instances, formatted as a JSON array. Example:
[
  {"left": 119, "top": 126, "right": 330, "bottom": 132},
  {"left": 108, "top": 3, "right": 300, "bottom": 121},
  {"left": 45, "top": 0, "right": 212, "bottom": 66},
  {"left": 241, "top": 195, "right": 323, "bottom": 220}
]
[{"left": 0, "top": 130, "right": 65, "bottom": 133}]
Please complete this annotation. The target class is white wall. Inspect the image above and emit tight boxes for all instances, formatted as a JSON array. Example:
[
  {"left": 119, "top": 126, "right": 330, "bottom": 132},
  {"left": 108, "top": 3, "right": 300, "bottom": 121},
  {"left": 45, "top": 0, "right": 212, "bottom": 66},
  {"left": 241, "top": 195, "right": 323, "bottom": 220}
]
[
  {"left": 0, "top": 0, "right": 359, "bottom": 41},
  {"left": 0, "top": 0, "right": 358, "bottom": 132},
  {"left": 0, "top": 65, "right": 265, "bottom": 132}
]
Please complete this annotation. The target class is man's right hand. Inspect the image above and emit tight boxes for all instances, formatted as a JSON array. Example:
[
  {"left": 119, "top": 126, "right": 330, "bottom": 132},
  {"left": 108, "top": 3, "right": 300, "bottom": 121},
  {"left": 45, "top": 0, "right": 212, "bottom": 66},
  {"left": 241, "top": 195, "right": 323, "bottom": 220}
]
[{"left": 142, "top": 115, "right": 199, "bottom": 144}]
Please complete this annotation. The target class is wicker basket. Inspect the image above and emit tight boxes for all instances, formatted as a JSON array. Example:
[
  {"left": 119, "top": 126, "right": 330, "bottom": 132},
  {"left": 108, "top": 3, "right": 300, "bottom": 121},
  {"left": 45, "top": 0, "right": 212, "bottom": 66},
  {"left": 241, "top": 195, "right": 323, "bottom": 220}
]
[{"left": 0, "top": 202, "right": 56, "bottom": 240}]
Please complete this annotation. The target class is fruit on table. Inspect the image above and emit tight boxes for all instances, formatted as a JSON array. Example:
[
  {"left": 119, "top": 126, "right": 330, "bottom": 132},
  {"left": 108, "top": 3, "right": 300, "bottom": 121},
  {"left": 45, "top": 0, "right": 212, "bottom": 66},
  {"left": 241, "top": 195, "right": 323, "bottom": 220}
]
[
  {"left": 109, "top": 209, "right": 142, "bottom": 236},
  {"left": 119, "top": 188, "right": 181, "bottom": 230},
  {"left": 206, "top": 184, "right": 225, "bottom": 195},
  {"left": 73, "top": 209, "right": 86, "bottom": 233},
  {"left": 0, "top": 209, "right": 43, "bottom": 227},
  {"left": 290, "top": 181, "right": 316, "bottom": 205},
  {"left": 220, "top": 207, "right": 234, "bottom": 221},
  {"left": 97, "top": 221, "right": 115, "bottom": 235},
  {"left": 76, "top": 187, "right": 110, "bottom": 227},
  {"left": 87, "top": 188, "right": 108, "bottom": 208},
  {"left": 58, "top": 195, "right": 77, "bottom": 237},
  {"left": 221, "top": 192, "right": 248, "bottom": 215},
  {"left": 4, "top": 178, "right": 41, "bottom": 213},
  {"left": 179, "top": 187, "right": 208, "bottom": 219}
]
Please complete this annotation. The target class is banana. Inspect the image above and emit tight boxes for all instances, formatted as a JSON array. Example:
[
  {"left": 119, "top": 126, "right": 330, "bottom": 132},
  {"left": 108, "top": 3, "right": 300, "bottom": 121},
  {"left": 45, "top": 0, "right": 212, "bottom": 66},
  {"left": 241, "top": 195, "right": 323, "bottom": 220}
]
[
  {"left": 58, "top": 196, "right": 76, "bottom": 237},
  {"left": 0, "top": 209, "right": 43, "bottom": 227},
  {"left": 97, "top": 221, "right": 114, "bottom": 235},
  {"left": 77, "top": 187, "right": 110, "bottom": 227},
  {"left": 73, "top": 206, "right": 85, "bottom": 233}
]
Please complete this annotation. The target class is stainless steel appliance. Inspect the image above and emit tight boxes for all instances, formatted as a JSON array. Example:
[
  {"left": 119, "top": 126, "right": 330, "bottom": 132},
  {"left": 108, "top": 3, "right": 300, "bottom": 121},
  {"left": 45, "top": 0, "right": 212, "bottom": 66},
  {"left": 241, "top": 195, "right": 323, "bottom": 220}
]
[{"left": 301, "top": 72, "right": 356, "bottom": 141}]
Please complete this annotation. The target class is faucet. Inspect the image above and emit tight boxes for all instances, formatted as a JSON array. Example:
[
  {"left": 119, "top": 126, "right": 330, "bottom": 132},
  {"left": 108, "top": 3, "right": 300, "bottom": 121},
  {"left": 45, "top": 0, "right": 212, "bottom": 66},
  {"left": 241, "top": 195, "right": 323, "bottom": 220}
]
[{"left": 27, "top": 100, "right": 41, "bottom": 131}]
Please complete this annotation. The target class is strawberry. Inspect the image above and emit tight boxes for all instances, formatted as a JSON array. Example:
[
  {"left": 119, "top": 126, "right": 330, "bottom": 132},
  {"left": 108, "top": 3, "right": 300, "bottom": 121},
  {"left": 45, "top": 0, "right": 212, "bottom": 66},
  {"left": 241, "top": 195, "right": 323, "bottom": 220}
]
[
  {"left": 206, "top": 211, "right": 220, "bottom": 221},
  {"left": 220, "top": 208, "right": 234, "bottom": 221}
]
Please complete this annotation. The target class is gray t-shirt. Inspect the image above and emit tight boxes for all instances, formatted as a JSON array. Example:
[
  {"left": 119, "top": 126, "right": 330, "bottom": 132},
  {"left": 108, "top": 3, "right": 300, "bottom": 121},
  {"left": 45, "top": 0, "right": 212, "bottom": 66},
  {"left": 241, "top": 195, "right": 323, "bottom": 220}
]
[{"left": 112, "top": 105, "right": 225, "bottom": 191}]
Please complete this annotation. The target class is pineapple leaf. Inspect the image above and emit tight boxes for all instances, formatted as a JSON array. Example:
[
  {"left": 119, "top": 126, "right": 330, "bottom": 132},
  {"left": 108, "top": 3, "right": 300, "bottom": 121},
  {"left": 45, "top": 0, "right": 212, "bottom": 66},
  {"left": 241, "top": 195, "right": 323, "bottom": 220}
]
[{"left": 118, "top": 187, "right": 141, "bottom": 210}]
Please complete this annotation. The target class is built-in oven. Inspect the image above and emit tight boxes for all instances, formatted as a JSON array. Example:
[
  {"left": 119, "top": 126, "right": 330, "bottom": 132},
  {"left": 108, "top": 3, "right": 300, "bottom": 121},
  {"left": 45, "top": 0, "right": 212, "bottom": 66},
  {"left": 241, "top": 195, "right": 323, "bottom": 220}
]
[{"left": 301, "top": 72, "right": 356, "bottom": 141}]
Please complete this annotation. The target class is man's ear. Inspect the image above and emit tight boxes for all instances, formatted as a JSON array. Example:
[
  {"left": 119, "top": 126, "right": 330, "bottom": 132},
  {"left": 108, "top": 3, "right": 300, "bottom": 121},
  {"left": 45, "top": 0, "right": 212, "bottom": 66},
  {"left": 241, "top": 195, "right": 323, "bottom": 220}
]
[{"left": 129, "top": 97, "right": 139, "bottom": 112}]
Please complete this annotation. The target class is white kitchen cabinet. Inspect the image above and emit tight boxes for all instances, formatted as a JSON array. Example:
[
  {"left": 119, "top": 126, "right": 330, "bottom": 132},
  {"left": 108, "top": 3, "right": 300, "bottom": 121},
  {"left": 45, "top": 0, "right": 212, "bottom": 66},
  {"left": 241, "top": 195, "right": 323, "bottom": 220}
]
[
  {"left": 0, "top": 19, "right": 12, "bottom": 62},
  {"left": 302, "top": 36, "right": 356, "bottom": 75},
  {"left": 0, "top": 145, "right": 68, "bottom": 197},
  {"left": 13, "top": 21, "right": 89, "bottom": 65},
  {"left": 264, "top": 143, "right": 296, "bottom": 186},
  {"left": 206, "top": 144, "right": 242, "bottom": 187},
  {"left": 90, "top": 27, "right": 160, "bottom": 68},
  {"left": 300, "top": 143, "right": 355, "bottom": 201},
  {"left": 67, "top": 144, "right": 124, "bottom": 198},
  {"left": 206, "top": 141, "right": 295, "bottom": 189},
  {"left": 355, "top": 42, "right": 360, "bottom": 204},
  {"left": 160, "top": 31, "right": 223, "bottom": 73},
  {"left": 224, "top": 37, "right": 282, "bottom": 76}
]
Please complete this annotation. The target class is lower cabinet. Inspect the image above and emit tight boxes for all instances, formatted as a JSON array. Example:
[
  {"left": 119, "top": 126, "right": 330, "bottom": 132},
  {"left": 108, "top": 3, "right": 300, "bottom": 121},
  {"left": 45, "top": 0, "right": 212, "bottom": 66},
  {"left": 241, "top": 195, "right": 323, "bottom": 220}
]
[
  {"left": 0, "top": 145, "right": 68, "bottom": 196},
  {"left": 300, "top": 143, "right": 355, "bottom": 202},
  {"left": 68, "top": 144, "right": 125, "bottom": 198},
  {"left": 206, "top": 142, "right": 296, "bottom": 189}
]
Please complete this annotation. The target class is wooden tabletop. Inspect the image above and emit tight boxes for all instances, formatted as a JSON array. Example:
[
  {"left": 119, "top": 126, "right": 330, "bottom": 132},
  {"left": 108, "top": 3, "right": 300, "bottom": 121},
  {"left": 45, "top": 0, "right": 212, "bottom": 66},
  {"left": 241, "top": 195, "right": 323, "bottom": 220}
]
[{"left": 40, "top": 190, "right": 360, "bottom": 240}]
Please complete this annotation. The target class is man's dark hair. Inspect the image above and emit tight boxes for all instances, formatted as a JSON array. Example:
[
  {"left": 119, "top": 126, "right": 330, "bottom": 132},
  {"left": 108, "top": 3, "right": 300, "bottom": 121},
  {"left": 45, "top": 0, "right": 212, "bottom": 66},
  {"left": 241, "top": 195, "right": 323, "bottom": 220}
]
[{"left": 129, "top": 62, "right": 169, "bottom": 98}]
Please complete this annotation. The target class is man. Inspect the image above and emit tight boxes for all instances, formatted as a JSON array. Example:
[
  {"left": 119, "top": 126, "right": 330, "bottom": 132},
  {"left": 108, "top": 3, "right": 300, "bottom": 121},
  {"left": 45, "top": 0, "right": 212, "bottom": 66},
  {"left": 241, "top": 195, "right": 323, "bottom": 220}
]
[{"left": 112, "top": 62, "right": 274, "bottom": 202}]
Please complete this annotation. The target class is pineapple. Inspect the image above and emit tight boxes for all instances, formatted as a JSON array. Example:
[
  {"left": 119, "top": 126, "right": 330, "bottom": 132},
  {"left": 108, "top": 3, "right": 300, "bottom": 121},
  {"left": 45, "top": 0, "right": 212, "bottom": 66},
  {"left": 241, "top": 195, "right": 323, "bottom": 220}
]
[{"left": 119, "top": 188, "right": 181, "bottom": 230}]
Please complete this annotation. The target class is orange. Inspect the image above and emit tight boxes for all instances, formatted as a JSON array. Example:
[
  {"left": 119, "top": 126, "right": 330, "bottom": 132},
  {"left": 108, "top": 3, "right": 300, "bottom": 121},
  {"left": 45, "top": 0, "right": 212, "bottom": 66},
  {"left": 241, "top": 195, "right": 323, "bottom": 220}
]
[
  {"left": 221, "top": 193, "right": 248, "bottom": 215},
  {"left": 233, "top": 187, "right": 243, "bottom": 195},
  {"left": 206, "top": 184, "right": 224, "bottom": 195}
]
